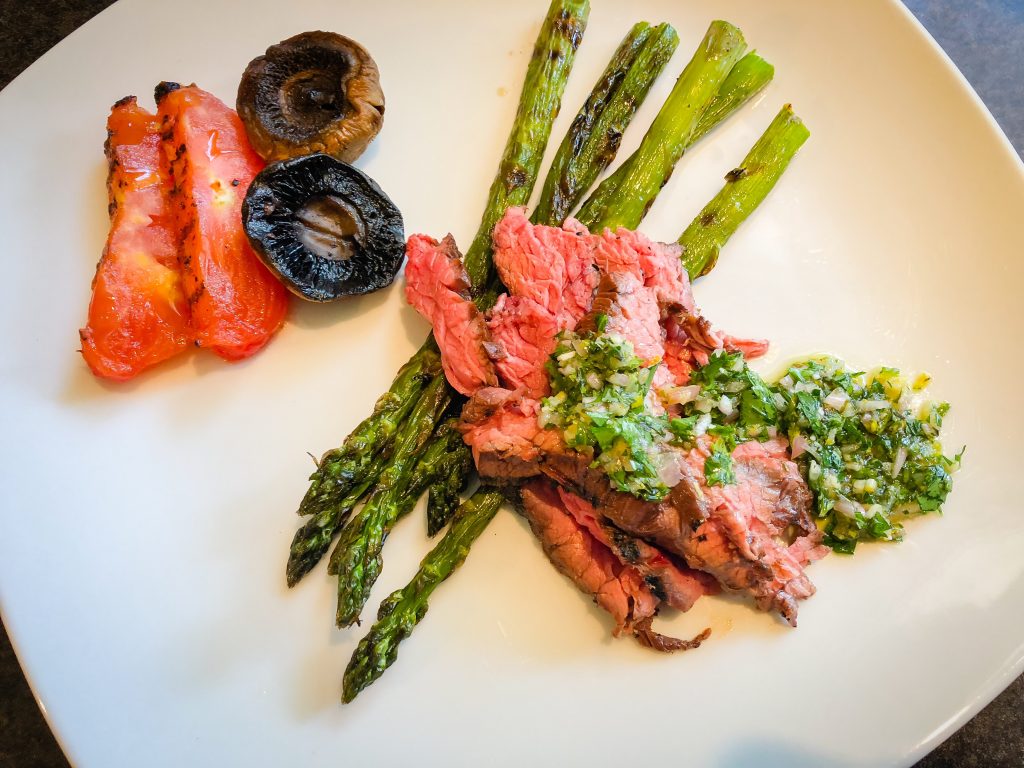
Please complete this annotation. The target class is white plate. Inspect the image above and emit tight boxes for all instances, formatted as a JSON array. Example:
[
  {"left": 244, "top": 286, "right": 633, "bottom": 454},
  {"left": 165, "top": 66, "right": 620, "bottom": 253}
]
[{"left": 2, "top": 1, "right": 1022, "bottom": 765}]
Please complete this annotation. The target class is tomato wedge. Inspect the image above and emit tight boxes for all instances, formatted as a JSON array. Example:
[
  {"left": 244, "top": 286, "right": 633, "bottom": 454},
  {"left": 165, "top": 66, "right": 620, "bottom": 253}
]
[
  {"left": 80, "top": 96, "right": 193, "bottom": 381},
  {"left": 156, "top": 83, "right": 289, "bottom": 361}
]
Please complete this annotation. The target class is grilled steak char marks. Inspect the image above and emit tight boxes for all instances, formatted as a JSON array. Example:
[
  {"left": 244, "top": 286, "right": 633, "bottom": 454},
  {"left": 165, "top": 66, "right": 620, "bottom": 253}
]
[
  {"left": 519, "top": 480, "right": 709, "bottom": 652},
  {"left": 556, "top": 487, "right": 719, "bottom": 613},
  {"left": 519, "top": 480, "right": 658, "bottom": 636},
  {"left": 404, "top": 234, "right": 497, "bottom": 396},
  {"left": 411, "top": 207, "right": 826, "bottom": 636}
]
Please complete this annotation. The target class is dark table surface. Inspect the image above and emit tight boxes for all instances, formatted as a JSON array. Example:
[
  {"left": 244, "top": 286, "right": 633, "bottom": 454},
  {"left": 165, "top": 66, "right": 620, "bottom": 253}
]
[{"left": 0, "top": 1, "right": 1021, "bottom": 767}]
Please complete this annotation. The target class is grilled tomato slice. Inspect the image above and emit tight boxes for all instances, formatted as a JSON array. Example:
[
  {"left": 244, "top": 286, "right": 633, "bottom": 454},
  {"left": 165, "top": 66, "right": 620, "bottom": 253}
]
[
  {"left": 156, "top": 82, "right": 289, "bottom": 361},
  {"left": 80, "top": 96, "right": 192, "bottom": 381}
]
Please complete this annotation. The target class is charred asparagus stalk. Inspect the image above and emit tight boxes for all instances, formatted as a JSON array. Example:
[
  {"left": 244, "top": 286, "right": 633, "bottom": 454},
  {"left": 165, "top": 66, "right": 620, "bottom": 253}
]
[
  {"left": 341, "top": 26, "right": 812, "bottom": 704},
  {"left": 342, "top": 489, "right": 503, "bottom": 702},
  {"left": 331, "top": 376, "right": 452, "bottom": 627},
  {"left": 425, "top": 439, "right": 472, "bottom": 536},
  {"left": 532, "top": 21, "right": 678, "bottom": 227},
  {"left": 690, "top": 52, "right": 775, "bottom": 144},
  {"left": 577, "top": 52, "right": 774, "bottom": 222},
  {"left": 297, "top": 342, "right": 441, "bottom": 518},
  {"left": 575, "top": 23, "right": 749, "bottom": 230},
  {"left": 462, "top": 0, "right": 590, "bottom": 291},
  {"left": 679, "top": 104, "right": 810, "bottom": 279},
  {"left": 287, "top": 465, "right": 384, "bottom": 587}
]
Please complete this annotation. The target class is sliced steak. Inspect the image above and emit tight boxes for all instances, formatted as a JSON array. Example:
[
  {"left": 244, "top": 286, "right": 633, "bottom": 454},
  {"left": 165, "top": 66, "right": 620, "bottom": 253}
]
[
  {"left": 404, "top": 234, "right": 497, "bottom": 396},
  {"left": 593, "top": 226, "right": 694, "bottom": 312},
  {"left": 485, "top": 294, "right": 560, "bottom": 398},
  {"left": 491, "top": 207, "right": 598, "bottom": 325},
  {"left": 519, "top": 479, "right": 658, "bottom": 636},
  {"left": 576, "top": 271, "right": 666, "bottom": 366},
  {"left": 680, "top": 437, "right": 828, "bottom": 625},
  {"left": 462, "top": 388, "right": 823, "bottom": 625},
  {"left": 664, "top": 308, "right": 769, "bottom": 383},
  {"left": 459, "top": 387, "right": 553, "bottom": 481},
  {"left": 557, "top": 487, "right": 719, "bottom": 612},
  {"left": 518, "top": 480, "right": 709, "bottom": 651}
]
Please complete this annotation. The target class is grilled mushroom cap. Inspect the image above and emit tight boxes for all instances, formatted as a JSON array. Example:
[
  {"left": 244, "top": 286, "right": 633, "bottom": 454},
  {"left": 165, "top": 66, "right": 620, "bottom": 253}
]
[
  {"left": 237, "top": 31, "right": 384, "bottom": 163},
  {"left": 242, "top": 154, "right": 404, "bottom": 302}
]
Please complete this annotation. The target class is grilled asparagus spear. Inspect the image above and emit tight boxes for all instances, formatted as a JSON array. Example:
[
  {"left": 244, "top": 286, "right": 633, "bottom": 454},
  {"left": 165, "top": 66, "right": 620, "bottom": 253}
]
[
  {"left": 342, "top": 489, "right": 503, "bottom": 702},
  {"left": 462, "top": 0, "right": 590, "bottom": 291},
  {"left": 424, "top": 441, "right": 472, "bottom": 537},
  {"left": 576, "top": 22, "right": 748, "bottom": 230},
  {"left": 297, "top": 342, "right": 441, "bottom": 518},
  {"left": 577, "top": 51, "right": 774, "bottom": 222},
  {"left": 532, "top": 21, "right": 678, "bottom": 227},
  {"left": 679, "top": 104, "right": 810, "bottom": 279},
  {"left": 331, "top": 376, "right": 452, "bottom": 627},
  {"left": 287, "top": 466, "right": 384, "bottom": 587}
]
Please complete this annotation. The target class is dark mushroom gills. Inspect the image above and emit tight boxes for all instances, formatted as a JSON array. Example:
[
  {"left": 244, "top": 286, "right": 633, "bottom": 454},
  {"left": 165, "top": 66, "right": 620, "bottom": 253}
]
[{"left": 242, "top": 154, "right": 404, "bottom": 302}]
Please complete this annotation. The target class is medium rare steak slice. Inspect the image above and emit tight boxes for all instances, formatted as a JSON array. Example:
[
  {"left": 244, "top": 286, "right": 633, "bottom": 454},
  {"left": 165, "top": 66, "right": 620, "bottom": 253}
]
[
  {"left": 556, "top": 487, "right": 719, "bottom": 612},
  {"left": 491, "top": 207, "right": 598, "bottom": 324},
  {"left": 519, "top": 480, "right": 658, "bottom": 636},
  {"left": 459, "top": 387, "right": 555, "bottom": 480},
  {"left": 681, "top": 437, "right": 829, "bottom": 625},
  {"left": 593, "top": 227, "right": 694, "bottom": 312},
  {"left": 576, "top": 272, "right": 665, "bottom": 365},
  {"left": 405, "top": 234, "right": 498, "bottom": 396},
  {"left": 541, "top": 446, "right": 822, "bottom": 626},
  {"left": 461, "top": 386, "right": 823, "bottom": 625},
  {"left": 485, "top": 294, "right": 561, "bottom": 398},
  {"left": 519, "top": 480, "right": 709, "bottom": 652}
]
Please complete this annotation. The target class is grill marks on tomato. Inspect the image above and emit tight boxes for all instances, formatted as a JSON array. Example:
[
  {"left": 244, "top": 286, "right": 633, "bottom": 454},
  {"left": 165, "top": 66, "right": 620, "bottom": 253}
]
[
  {"left": 81, "top": 86, "right": 291, "bottom": 379},
  {"left": 79, "top": 97, "right": 193, "bottom": 381},
  {"left": 156, "top": 84, "right": 289, "bottom": 361}
]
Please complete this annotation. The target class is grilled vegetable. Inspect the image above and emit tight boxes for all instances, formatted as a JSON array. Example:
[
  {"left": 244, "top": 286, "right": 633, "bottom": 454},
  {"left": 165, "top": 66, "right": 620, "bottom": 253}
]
[
  {"left": 80, "top": 96, "right": 192, "bottom": 380},
  {"left": 243, "top": 154, "right": 405, "bottom": 301},
  {"left": 577, "top": 51, "right": 775, "bottom": 222},
  {"left": 297, "top": 342, "right": 441, "bottom": 519},
  {"left": 532, "top": 21, "right": 678, "bottom": 227},
  {"left": 155, "top": 82, "right": 289, "bottom": 361},
  {"left": 342, "top": 488, "right": 503, "bottom": 702},
  {"left": 287, "top": 459, "right": 385, "bottom": 587},
  {"left": 576, "top": 22, "right": 748, "bottom": 230},
  {"left": 678, "top": 104, "right": 809, "bottom": 278},
  {"left": 462, "top": 0, "right": 590, "bottom": 291},
  {"left": 420, "top": 426, "right": 472, "bottom": 536},
  {"left": 237, "top": 31, "right": 384, "bottom": 163},
  {"left": 331, "top": 375, "right": 451, "bottom": 627}
]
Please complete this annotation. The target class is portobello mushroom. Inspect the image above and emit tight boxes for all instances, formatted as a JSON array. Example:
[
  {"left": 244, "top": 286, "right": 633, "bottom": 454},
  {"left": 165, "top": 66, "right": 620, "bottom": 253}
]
[
  {"left": 242, "top": 154, "right": 404, "bottom": 301},
  {"left": 237, "top": 31, "right": 384, "bottom": 163}
]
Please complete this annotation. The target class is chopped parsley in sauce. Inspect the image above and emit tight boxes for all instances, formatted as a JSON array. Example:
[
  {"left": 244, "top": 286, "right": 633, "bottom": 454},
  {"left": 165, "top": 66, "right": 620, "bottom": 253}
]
[
  {"left": 539, "top": 325, "right": 674, "bottom": 502},
  {"left": 772, "top": 357, "right": 962, "bottom": 553},
  {"left": 670, "top": 350, "right": 962, "bottom": 553},
  {"left": 540, "top": 333, "right": 961, "bottom": 553}
]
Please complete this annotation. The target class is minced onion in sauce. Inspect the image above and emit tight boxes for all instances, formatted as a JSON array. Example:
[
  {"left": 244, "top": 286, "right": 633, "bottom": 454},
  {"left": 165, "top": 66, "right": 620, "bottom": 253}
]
[{"left": 540, "top": 331, "right": 962, "bottom": 554}]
